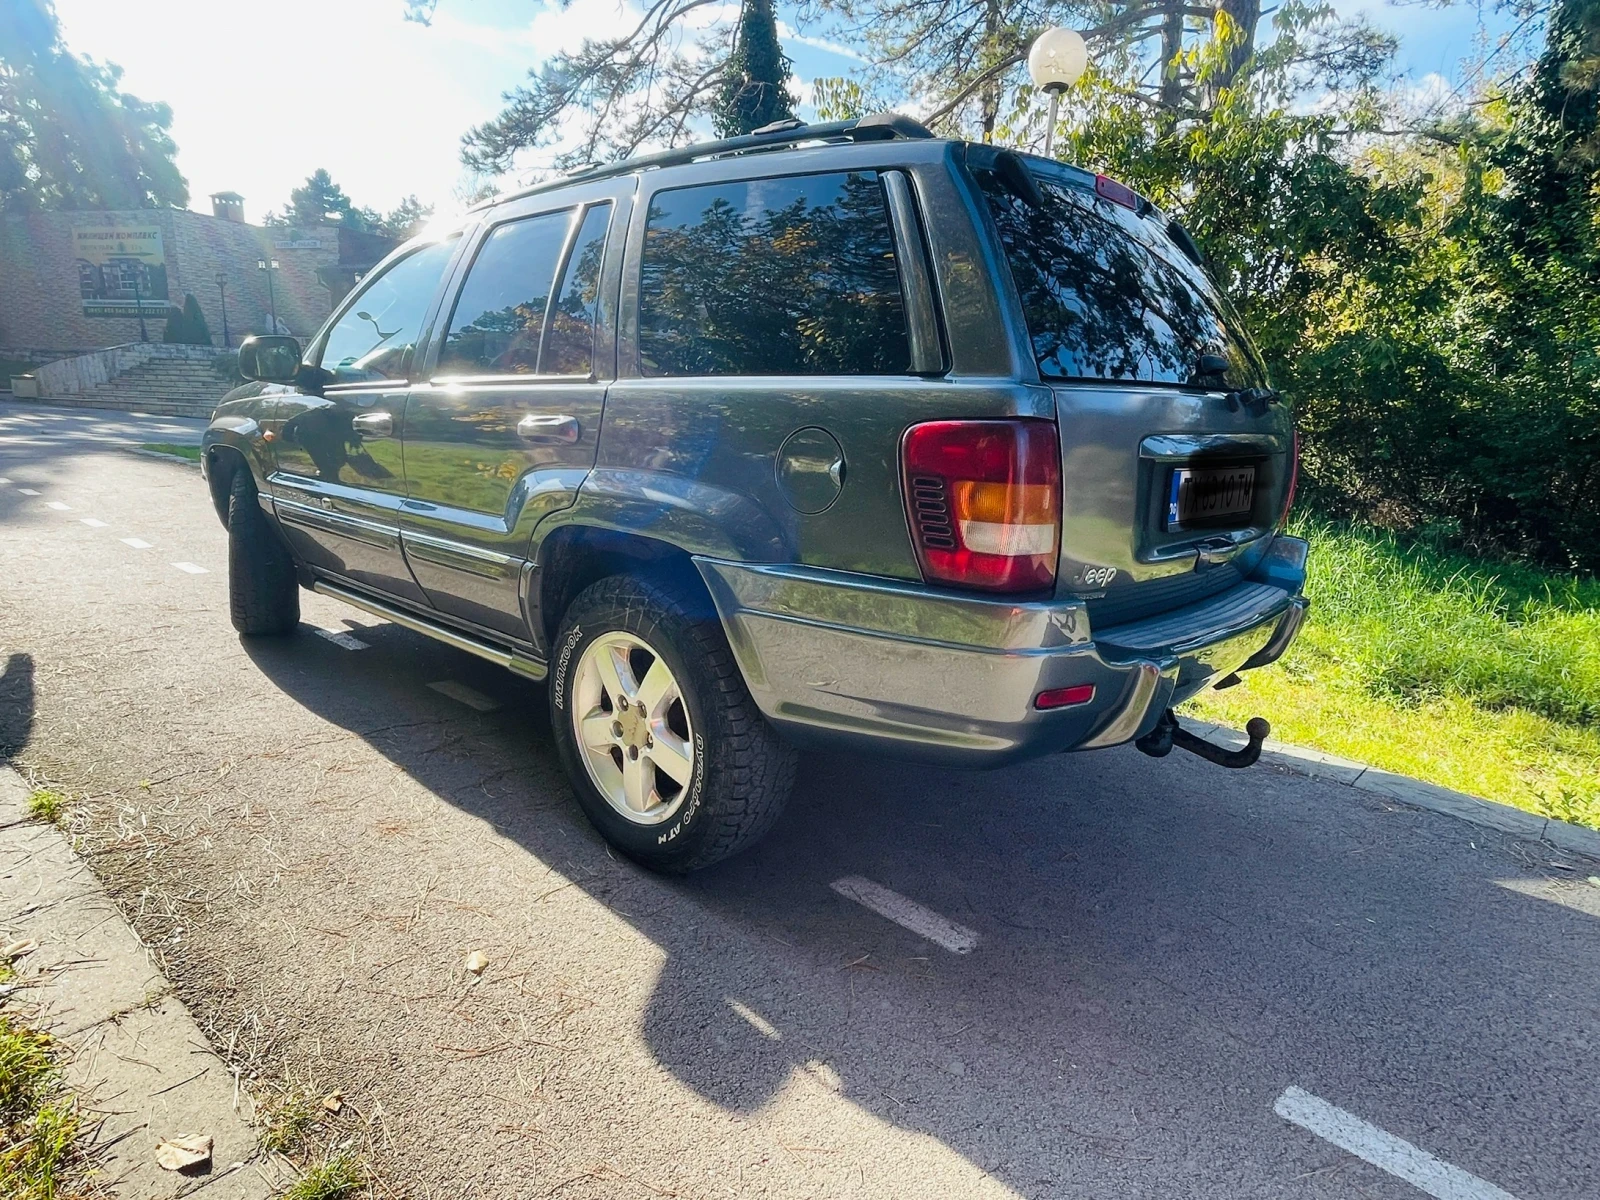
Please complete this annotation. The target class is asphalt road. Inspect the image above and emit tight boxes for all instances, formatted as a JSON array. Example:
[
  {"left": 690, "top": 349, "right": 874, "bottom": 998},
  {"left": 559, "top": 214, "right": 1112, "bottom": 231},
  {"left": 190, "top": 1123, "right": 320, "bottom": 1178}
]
[{"left": 2, "top": 400, "right": 1597, "bottom": 1200}]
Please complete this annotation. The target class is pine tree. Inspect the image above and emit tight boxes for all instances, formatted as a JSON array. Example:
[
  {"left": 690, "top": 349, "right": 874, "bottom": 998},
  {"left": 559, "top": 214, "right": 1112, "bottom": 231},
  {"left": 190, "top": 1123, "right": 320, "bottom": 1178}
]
[
  {"left": 162, "top": 293, "right": 212, "bottom": 345},
  {"left": 181, "top": 293, "right": 212, "bottom": 346},
  {"left": 714, "top": 0, "right": 795, "bottom": 138}
]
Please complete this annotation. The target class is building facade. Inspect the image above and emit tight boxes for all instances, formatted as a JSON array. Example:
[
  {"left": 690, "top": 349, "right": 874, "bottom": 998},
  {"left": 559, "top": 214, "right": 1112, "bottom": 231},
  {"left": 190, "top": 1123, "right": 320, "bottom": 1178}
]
[{"left": 0, "top": 202, "right": 396, "bottom": 360}]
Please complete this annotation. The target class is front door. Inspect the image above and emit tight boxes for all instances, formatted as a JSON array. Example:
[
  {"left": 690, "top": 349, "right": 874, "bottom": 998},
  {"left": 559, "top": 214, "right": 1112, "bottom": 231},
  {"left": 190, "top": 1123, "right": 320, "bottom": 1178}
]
[
  {"left": 401, "top": 200, "right": 616, "bottom": 640},
  {"left": 270, "top": 237, "right": 461, "bottom": 605}
]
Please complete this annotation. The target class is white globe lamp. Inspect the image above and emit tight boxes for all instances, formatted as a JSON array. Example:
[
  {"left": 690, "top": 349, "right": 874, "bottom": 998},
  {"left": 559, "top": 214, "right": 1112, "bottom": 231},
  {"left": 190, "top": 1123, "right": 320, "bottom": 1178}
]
[{"left": 1028, "top": 27, "right": 1087, "bottom": 157}]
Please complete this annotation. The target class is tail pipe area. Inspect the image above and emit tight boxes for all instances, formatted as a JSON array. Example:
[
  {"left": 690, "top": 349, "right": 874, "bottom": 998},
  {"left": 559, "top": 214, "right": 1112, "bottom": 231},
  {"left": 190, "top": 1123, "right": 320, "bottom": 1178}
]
[{"left": 1135, "top": 710, "right": 1271, "bottom": 769}]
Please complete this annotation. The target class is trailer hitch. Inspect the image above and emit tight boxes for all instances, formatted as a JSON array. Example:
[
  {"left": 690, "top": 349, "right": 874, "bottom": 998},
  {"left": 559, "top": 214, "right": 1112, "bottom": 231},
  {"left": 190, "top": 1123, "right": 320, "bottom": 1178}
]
[{"left": 1135, "top": 709, "right": 1271, "bottom": 769}]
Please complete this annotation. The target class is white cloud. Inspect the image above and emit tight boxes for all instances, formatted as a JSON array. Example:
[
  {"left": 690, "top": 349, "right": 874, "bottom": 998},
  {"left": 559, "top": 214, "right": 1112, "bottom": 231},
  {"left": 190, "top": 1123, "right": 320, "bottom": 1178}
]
[{"left": 776, "top": 20, "right": 864, "bottom": 63}]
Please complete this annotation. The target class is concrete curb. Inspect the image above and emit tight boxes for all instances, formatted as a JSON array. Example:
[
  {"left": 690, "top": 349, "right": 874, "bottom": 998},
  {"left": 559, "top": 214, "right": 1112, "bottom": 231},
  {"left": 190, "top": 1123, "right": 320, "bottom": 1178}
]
[
  {"left": 0, "top": 767, "right": 287, "bottom": 1198},
  {"left": 1179, "top": 716, "right": 1600, "bottom": 861},
  {"left": 124, "top": 446, "right": 203, "bottom": 468}
]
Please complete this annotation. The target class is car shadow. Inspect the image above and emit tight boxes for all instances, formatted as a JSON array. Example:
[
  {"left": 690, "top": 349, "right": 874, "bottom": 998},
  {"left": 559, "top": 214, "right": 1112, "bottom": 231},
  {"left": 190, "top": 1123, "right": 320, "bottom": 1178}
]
[
  {"left": 0, "top": 652, "right": 35, "bottom": 764},
  {"left": 240, "top": 622, "right": 1598, "bottom": 1198}
]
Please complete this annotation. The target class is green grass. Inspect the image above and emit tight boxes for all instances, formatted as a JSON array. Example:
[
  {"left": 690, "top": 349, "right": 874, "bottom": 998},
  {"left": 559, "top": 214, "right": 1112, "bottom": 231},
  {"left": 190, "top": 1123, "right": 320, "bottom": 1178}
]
[
  {"left": 140, "top": 443, "right": 202, "bottom": 462},
  {"left": 24, "top": 790, "right": 63, "bottom": 825},
  {"left": 283, "top": 1153, "right": 366, "bottom": 1200},
  {"left": 261, "top": 1093, "right": 318, "bottom": 1156},
  {"left": 1187, "top": 517, "right": 1600, "bottom": 829},
  {"left": 0, "top": 1014, "right": 83, "bottom": 1200}
]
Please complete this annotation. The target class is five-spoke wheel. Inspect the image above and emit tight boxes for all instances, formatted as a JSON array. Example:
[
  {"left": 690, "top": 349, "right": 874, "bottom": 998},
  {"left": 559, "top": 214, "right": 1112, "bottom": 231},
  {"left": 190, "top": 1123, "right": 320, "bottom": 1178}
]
[{"left": 570, "top": 630, "right": 696, "bottom": 824}]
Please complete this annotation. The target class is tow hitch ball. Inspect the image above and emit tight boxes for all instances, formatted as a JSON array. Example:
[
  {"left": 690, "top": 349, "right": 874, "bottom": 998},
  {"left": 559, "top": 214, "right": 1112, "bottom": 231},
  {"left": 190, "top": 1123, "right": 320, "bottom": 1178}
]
[{"left": 1135, "top": 709, "right": 1271, "bottom": 769}]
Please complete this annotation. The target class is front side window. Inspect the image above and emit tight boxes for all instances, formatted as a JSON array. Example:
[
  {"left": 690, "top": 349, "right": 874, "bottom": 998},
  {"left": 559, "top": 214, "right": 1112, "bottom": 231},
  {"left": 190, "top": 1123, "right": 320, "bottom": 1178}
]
[
  {"left": 977, "top": 172, "right": 1265, "bottom": 387},
  {"left": 637, "top": 171, "right": 911, "bottom": 377},
  {"left": 317, "top": 237, "right": 458, "bottom": 384}
]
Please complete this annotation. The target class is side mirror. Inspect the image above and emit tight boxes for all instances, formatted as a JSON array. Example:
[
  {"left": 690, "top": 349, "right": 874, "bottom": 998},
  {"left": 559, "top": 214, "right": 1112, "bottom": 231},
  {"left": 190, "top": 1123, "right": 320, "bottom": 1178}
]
[{"left": 238, "top": 334, "right": 302, "bottom": 383}]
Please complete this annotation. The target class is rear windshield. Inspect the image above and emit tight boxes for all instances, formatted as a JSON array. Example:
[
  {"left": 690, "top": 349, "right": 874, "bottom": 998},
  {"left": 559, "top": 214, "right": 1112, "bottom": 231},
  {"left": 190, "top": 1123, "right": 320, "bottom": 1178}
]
[{"left": 977, "top": 170, "right": 1265, "bottom": 388}]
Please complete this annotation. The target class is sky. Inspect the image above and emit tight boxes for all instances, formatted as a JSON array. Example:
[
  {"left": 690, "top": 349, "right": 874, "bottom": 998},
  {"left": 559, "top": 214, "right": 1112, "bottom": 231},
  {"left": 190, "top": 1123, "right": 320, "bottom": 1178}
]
[{"left": 53, "top": 0, "right": 1531, "bottom": 224}]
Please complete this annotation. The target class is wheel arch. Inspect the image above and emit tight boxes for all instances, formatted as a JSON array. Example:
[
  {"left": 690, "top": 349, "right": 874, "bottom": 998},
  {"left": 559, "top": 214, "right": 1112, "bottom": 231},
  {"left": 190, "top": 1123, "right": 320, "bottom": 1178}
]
[{"left": 532, "top": 525, "right": 720, "bottom": 654}]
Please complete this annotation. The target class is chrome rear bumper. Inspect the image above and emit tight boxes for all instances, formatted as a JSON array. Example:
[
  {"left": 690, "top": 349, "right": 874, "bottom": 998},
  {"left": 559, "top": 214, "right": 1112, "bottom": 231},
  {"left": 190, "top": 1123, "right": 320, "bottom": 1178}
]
[{"left": 696, "top": 536, "right": 1309, "bottom": 766}]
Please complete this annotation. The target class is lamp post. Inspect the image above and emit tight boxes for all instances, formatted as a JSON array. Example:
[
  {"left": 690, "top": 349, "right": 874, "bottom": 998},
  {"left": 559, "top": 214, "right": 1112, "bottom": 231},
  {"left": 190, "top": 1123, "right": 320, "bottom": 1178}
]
[
  {"left": 1027, "top": 27, "right": 1088, "bottom": 158},
  {"left": 257, "top": 258, "right": 280, "bottom": 333},
  {"left": 130, "top": 265, "right": 149, "bottom": 342},
  {"left": 215, "top": 272, "right": 231, "bottom": 348}
]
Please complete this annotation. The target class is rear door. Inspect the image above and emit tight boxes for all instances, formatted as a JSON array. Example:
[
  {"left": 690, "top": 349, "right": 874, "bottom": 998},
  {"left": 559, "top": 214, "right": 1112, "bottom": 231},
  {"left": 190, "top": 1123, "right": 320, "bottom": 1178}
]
[
  {"left": 400, "top": 188, "right": 624, "bottom": 639},
  {"left": 270, "top": 236, "right": 461, "bottom": 605}
]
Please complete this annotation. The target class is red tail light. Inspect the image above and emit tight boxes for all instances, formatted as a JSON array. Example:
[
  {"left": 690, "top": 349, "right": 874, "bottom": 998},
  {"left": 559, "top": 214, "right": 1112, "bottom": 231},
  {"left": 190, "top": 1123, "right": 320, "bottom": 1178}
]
[
  {"left": 902, "top": 419, "right": 1061, "bottom": 593},
  {"left": 1279, "top": 431, "right": 1299, "bottom": 529}
]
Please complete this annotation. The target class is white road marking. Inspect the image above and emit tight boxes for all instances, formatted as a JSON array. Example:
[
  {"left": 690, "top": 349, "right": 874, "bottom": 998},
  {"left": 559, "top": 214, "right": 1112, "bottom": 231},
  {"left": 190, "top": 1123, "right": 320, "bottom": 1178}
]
[
  {"left": 171, "top": 562, "right": 208, "bottom": 574},
  {"left": 426, "top": 680, "right": 501, "bottom": 712},
  {"left": 46, "top": 501, "right": 71, "bottom": 511},
  {"left": 1273, "top": 1087, "right": 1519, "bottom": 1200},
  {"left": 120, "top": 538, "right": 153, "bottom": 549},
  {"left": 829, "top": 876, "right": 979, "bottom": 954},
  {"left": 17, "top": 487, "right": 40, "bottom": 495},
  {"left": 313, "top": 627, "right": 369, "bottom": 651},
  {"left": 80, "top": 518, "right": 108, "bottom": 528}
]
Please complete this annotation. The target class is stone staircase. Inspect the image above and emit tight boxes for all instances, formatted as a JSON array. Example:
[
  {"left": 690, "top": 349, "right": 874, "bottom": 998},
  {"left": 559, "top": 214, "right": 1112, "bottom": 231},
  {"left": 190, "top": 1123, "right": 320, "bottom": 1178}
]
[
  {"left": 20, "top": 343, "right": 234, "bottom": 419},
  {"left": 72, "top": 355, "right": 233, "bottom": 418}
]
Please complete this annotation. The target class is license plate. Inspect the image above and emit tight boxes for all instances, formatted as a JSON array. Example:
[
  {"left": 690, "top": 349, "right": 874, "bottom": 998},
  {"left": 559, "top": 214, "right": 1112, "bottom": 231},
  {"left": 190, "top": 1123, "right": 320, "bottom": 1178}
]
[{"left": 1167, "top": 466, "right": 1256, "bottom": 529}]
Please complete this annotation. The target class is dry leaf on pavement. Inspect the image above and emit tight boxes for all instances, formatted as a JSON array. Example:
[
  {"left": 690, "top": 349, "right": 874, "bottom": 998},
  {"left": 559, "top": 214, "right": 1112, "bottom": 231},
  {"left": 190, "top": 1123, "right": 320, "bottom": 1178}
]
[
  {"left": 154, "top": 1133, "right": 212, "bottom": 1171},
  {"left": 322, "top": 1090, "right": 345, "bottom": 1113},
  {"left": 465, "top": 950, "right": 489, "bottom": 975},
  {"left": 1, "top": 939, "right": 38, "bottom": 961}
]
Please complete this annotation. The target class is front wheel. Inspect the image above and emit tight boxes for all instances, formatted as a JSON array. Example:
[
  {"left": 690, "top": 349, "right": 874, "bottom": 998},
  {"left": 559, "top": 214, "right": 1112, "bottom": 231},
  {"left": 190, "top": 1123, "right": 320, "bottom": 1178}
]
[
  {"left": 548, "top": 575, "right": 796, "bottom": 872},
  {"left": 226, "top": 467, "right": 299, "bottom": 636}
]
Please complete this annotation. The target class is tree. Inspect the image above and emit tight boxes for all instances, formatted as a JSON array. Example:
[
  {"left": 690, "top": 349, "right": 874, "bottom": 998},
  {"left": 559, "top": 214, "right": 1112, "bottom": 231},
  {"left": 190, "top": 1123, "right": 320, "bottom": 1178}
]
[
  {"left": 459, "top": 0, "right": 739, "bottom": 173},
  {"left": 280, "top": 172, "right": 432, "bottom": 238},
  {"left": 162, "top": 293, "right": 212, "bottom": 345},
  {"left": 803, "top": 0, "right": 1396, "bottom": 143},
  {"left": 376, "top": 194, "right": 434, "bottom": 239},
  {"left": 0, "top": 0, "right": 187, "bottom": 212},
  {"left": 714, "top": 0, "right": 797, "bottom": 137},
  {"left": 288, "top": 169, "right": 358, "bottom": 226}
]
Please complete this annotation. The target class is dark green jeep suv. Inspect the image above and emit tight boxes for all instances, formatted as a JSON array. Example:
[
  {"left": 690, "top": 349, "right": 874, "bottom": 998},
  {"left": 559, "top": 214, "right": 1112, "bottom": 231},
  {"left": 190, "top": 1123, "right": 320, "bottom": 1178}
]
[{"left": 201, "top": 114, "right": 1307, "bottom": 871}]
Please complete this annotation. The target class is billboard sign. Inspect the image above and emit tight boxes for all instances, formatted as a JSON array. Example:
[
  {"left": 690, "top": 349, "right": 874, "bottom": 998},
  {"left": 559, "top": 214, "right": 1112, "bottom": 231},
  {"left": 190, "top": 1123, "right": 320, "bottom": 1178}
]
[{"left": 75, "top": 224, "right": 172, "bottom": 317}]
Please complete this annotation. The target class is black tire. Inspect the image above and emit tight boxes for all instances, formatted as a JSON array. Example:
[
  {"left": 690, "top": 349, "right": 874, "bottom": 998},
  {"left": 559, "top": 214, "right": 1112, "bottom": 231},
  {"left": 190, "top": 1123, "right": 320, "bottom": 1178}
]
[
  {"left": 226, "top": 467, "right": 299, "bottom": 636},
  {"left": 549, "top": 574, "right": 797, "bottom": 872}
]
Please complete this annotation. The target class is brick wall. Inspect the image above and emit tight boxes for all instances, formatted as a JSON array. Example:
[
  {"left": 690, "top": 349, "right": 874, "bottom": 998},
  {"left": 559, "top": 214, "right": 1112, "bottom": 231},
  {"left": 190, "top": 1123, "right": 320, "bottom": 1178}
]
[{"left": 0, "top": 209, "right": 349, "bottom": 356}]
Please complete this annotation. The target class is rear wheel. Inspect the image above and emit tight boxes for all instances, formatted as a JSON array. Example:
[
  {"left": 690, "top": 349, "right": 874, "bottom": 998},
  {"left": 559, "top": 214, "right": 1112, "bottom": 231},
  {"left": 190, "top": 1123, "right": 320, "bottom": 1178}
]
[
  {"left": 549, "top": 574, "right": 796, "bottom": 872},
  {"left": 226, "top": 467, "right": 299, "bottom": 636}
]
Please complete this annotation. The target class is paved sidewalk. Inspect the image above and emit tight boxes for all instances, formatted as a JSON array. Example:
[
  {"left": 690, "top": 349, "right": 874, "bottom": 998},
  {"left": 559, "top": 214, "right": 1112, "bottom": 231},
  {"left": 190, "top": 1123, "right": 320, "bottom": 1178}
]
[{"left": 1, "top": 767, "right": 285, "bottom": 1199}]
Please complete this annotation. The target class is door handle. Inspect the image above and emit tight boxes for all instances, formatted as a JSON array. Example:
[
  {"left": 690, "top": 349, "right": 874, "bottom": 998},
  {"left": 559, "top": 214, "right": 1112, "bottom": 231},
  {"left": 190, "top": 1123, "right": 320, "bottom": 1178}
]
[
  {"left": 351, "top": 411, "right": 393, "bottom": 439},
  {"left": 517, "top": 414, "right": 581, "bottom": 444}
]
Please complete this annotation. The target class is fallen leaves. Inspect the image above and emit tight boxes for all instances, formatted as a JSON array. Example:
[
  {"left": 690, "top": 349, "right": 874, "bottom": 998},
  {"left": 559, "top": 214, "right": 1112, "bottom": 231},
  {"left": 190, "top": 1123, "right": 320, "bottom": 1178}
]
[
  {"left": 154, "top": 1133, "right": 212, "bottom": 1171},
  {"left": 1, "top": 939, "right": 37, "bottom": 961},
  {"left": 464, "top": 950, "right": 489, "bottom": 976},
  {"left": 322, "top": 1090, "right": 345, "bottom": 1114}
]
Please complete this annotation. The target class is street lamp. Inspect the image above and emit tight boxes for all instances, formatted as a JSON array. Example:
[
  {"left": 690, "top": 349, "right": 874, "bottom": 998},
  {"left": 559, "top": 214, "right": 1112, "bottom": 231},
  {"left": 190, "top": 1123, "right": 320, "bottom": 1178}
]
[
  {"left": 130, "top": 264, "right": 149, "bottom": 342},
  {"left": 257, "top": 258, "right": 281, "bottom": 333},
  {"left": 215, "top": 272, "right": 231, "bottom": 348},
  {"left": 1028, "top": 27, "right": 1088, "bottom": 158}
]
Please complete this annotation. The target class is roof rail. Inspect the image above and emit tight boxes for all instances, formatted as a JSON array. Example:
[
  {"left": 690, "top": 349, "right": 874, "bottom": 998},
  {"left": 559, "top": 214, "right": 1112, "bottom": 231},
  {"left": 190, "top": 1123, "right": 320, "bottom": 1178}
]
[{"left": 473, "top": 113, "right": 937, "bottom": 211}]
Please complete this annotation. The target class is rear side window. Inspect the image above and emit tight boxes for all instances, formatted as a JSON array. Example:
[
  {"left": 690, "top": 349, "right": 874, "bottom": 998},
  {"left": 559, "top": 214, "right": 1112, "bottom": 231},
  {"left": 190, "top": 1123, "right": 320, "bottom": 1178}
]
[
  {"left": 977, "top": 172, "right": 1265, "bottom": 387},
  {"left": 437, "top": 201, "right": 611, "bottom": 378},
  {"left": 637, "top": 171, "right": 910, "bottom": 376}
]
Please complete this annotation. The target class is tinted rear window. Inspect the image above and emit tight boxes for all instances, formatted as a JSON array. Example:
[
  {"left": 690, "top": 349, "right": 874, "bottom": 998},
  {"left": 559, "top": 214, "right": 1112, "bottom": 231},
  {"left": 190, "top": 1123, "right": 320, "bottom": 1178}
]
[
  {"left": 638, "top": 171, "right": 911, "bottom": 377},
  {"left": 978, "top": 172, "right": 1264, "bottom": 387}
]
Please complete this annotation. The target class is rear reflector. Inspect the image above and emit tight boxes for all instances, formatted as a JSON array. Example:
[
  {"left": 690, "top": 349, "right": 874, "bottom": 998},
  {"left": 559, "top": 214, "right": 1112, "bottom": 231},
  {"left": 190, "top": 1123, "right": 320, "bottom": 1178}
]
[
  {"left": 1036, "top": 684, "right": 1095, "bottom": 710},
  {"left": 1095, "top": 174, "right": 1139, "bottom": 210},
  {"left": 902, "top": 419, "right": 1061, "bottom": 593}
]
